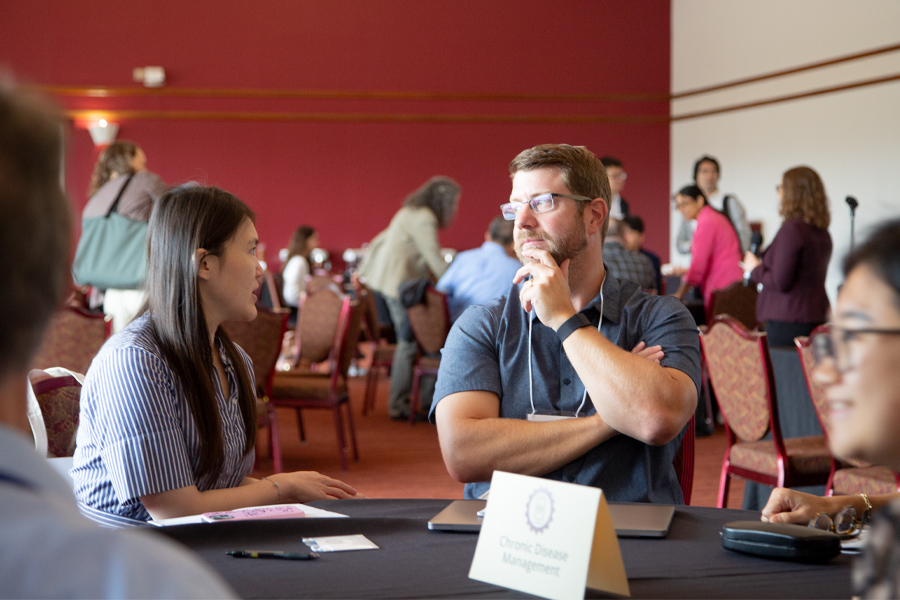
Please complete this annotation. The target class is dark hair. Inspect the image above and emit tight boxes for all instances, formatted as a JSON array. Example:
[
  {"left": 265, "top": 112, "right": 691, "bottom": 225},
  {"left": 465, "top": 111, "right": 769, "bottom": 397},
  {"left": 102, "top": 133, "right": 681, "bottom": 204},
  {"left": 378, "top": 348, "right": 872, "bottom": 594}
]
[
  {"left": 676, "top": 184, "right": 707, "bottom": 206},
  {"left": 693, "top": 155, "right": 720, "bottom": 181},
  {"left": 622, "top": 215, "right": 645, "bottom": 234},
  {"left": 509, "top": 144, "right": 612, "bottom": 238},
  {"left": 0, "top": 82, "right": 72, "bottom": 373},
  {"left": 284, "top": 225, "right": 316, "bottom": 266},
  {"left": 781, "top": 166, "right": 830, "bottom": 229},
  {"left": 599, "top": 156, "right": 623, "bottom": 169},
  {"left": 403, "top": 176, "right": 461, "bottom": 229},
  {"left": 142, "top": 185, "right": 258, "bottom": 485},
  {"left": 844, "top": 219, "right": 900, "bottom": 309},
  {"left": 488, "top": 215, "right": 514, "bottom": 246},
  {"left": 88, "top": 140, "right": 140, "bottom": 197}
]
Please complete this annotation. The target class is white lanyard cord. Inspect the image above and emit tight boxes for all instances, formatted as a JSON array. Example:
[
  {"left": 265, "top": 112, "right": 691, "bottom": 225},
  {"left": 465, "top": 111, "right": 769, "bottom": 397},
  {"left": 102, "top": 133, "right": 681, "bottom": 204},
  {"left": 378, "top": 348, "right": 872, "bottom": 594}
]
[{"left": 527, "top": 275, "right": 605, "bottom": 417}]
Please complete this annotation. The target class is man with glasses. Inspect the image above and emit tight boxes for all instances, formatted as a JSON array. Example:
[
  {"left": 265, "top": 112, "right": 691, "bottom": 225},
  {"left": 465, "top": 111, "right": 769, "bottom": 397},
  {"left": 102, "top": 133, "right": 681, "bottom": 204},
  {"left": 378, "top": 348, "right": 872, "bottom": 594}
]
[{"left": 431, "top": 144, "right": 700, "bottom": 503}]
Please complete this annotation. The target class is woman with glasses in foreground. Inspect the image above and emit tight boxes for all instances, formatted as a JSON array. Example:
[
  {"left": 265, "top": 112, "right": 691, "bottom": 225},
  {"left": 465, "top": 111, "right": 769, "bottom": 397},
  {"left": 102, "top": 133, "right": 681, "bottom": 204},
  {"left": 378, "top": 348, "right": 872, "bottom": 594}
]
[
  {"left": 72, "top": 186, "right": 358, "bottom": 526},
  {"left": 761, "top": 219, "right": 900, "bottom": 596}
]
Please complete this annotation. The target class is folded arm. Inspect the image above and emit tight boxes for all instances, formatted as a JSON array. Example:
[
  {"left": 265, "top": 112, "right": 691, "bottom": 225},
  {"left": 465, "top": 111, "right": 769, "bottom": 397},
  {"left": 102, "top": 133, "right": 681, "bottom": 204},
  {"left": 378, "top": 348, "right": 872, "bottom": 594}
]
[{"left": 434, "top": 390, "right": 616, "bottom": 483}]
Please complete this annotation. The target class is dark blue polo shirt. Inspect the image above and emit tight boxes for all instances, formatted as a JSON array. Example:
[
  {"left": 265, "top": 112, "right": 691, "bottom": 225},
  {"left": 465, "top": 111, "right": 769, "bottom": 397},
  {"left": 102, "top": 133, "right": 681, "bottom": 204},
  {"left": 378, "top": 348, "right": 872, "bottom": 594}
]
[{"left": 431, "top": 272, "right": 701, "bottom": 502}]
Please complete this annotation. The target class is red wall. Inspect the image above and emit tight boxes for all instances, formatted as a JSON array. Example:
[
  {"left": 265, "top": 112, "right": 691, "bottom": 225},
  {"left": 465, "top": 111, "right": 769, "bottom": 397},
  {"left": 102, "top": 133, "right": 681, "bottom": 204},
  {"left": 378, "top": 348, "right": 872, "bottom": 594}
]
[{"left": 1, "top": 0, "right": 671, "bottom": 268}]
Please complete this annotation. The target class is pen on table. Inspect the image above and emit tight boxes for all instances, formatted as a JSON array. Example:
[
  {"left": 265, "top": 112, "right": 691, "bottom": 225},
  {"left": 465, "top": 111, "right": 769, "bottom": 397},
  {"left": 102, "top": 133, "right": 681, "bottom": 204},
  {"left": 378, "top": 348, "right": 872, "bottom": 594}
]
[{"left": 227, "top": 550, "right": 319, "bottom": 560}]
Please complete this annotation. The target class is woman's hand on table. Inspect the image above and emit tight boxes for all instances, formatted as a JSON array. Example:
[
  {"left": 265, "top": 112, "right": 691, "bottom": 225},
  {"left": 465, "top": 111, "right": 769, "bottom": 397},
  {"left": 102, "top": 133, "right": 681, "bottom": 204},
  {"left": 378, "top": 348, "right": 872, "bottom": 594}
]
[
  {"left": 272, "top": 471, "right": 363, "bottom": 502},
  {"left": 761, "top": 487, "right": 842, "bottom": 525}
]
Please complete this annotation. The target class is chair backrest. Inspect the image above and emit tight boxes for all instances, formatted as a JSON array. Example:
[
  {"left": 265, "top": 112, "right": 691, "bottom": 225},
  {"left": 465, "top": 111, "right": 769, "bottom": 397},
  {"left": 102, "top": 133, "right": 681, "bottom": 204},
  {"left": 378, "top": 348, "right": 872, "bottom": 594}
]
[
  {"left": 334, "top": 301, "right": 364, "bottom": 380},
  {"left": 32, "top": 306, "right": 111, "bottom": 375},
  {"left": 28, "top": 369, "right": 84, "bottom": 458},
  {"left": 222, "top": 304, "right": 290, "bottom": 398},
  {"left": 709, "top": 280, "right": 759, "bottom": 331},
  {"left": 305, "top": 273, "right": 343, "bottom": 296},
  {"left": 671, "top": 415, "right": 695, "bottom": 505},
  {"left": 406, "top": 286, "right": 450, "bottom": 355},
  {"left": 700, "top": 315, "right": 780, "bottom": 444},
  {"left": 258, "top": 270, "right": 285, "bottom": 310},
  {"left": 297, "top": 288, "right": 349, "bottom": 364}
]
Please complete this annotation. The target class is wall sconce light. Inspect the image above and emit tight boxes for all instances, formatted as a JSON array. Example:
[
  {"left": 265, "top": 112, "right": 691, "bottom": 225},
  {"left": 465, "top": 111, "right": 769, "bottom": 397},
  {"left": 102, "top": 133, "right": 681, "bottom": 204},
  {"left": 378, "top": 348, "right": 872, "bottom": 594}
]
[{"left": 88, "top": 118, "right": 118, "bottom": 146}]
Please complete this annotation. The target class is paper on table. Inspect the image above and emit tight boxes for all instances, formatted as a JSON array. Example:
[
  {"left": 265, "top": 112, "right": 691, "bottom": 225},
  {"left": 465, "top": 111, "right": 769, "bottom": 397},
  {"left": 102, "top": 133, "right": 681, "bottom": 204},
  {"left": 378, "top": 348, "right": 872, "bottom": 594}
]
[
  {"left": 149, "top": 503, "right": 348, "bottom": 527},
  {"left": 302, "top": 534, "right": 379, "bottom": 552}
]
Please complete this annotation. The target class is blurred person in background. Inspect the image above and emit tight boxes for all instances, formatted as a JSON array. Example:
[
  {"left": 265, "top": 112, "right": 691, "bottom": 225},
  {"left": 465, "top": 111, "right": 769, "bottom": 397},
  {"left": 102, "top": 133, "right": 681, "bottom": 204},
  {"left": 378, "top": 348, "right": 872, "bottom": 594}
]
[
  {"left": 599, "top": 156, "right": 629, "bottom": 220},
  {"left": 358, "top": 176, "right": 460, "bottom": 420},
  {"left": 676, "top": 155, "right": 750, "bottom": 254},
  {"left": 622, "top": 215, "right": 662, "bottom": 293},
  {"left": 282, "top": 225, "right": 319, "bottom": 308},
  {"left": 82, "top": 141, "right": 166, "bottom": 332},
  {"left": 672, "top": 184, "right": 743, "bottom": 314},
  {"left": 743, "top": 166, "right": 832, "bottom": 348}
]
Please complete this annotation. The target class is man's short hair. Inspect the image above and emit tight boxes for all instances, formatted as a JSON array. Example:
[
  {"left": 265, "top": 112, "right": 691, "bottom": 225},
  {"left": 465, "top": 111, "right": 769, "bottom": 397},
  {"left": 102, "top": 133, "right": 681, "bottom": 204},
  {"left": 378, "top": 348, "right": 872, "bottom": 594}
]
[
  {"left": 488, "top": 215, "right": 514, "bottom": 246},
  {"left": 0, "top": 82, "right": 72, "bottom": 373},
  {"left": 692, "top": 155, "right": 720, "bottom": 181},
  {"left": 509, "top": 144, "right": 612, "bottom": 238},
  {"left": 622, "top": 215, "right": 645, "bottom": 234},
  {"left": 599, "top": 156, "right": 623, "bottom": 169}
]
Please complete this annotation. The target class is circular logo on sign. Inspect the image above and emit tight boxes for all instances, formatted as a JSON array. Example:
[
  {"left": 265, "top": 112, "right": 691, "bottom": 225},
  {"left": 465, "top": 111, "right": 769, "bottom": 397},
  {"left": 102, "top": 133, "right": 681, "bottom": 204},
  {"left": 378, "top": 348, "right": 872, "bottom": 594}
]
[{"left": 526, "top": 488, "right": 554, "bottom": 533}]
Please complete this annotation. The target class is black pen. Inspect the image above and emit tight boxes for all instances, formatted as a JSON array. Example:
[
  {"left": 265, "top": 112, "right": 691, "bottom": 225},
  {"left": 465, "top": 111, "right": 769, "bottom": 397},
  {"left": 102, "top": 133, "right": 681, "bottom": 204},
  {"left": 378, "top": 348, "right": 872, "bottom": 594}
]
[{"left": 227, "top": 550, "right": 319, "bottom": 560}]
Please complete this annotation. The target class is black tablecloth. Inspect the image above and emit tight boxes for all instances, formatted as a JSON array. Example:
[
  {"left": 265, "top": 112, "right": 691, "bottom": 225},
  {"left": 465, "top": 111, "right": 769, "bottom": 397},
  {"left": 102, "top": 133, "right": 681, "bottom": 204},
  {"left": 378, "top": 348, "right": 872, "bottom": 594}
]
[
  {"left": 742, "top": 348, "right": 827, "bottom": 510},
  {"left": 154, "top": 499, "right": 851, "bottom": 599}
]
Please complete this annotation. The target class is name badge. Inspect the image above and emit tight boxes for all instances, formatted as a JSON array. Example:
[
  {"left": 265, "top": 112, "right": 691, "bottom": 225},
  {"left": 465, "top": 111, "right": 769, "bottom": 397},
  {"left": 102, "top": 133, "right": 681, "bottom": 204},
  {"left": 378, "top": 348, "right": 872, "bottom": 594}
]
[{"left": 468, "top": 471, "right": 629, "bottom": 600}]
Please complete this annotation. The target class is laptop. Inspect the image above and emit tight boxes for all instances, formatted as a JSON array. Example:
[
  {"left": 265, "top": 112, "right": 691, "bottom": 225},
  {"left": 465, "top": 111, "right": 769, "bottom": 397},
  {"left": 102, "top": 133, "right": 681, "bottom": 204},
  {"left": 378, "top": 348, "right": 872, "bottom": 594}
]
[{"left": 427, "top": 500, "right": 675, "bottom": 538}]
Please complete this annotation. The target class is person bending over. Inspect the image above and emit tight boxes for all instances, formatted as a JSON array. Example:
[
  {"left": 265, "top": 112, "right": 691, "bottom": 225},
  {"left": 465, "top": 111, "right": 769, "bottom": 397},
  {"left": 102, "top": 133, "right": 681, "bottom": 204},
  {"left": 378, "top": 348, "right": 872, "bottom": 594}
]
[
  {"left": 431, "top": 144, "right": 699, "bottom": 502},
  {"left": 72, "top": 185, "right": 358, "bottom": 526}
]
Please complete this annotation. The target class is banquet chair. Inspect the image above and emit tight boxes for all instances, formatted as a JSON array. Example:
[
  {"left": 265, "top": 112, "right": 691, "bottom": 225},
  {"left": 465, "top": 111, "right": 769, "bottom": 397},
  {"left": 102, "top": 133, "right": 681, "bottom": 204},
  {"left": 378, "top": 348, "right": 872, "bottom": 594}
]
[
  {"left": 271, "top": 289, "right": 362, "bottom": 470},
  {"left": 222, "top": 304, "right": 290, "bottom": 473},
  {"left": 700, "top": 316, "right": 832, "bottom": 507},
  {"left": 708, "top": 280, "right": 759, "bottom": 331},
  {"left": 358, "top": 281, "right": 395, "bottom": 415},
  {"left": 32, "top": 306, "right": 111, "bottom": 375},
  {"left": 795, "top": 328, "right": 900, "bottom": 496},
  {"left": 27, "top": 368, "right": 84, "bottom": 458},
  {"left": 405, "top": 285, "right": 450, "bottom": 426},
  {"left": 672, "top": 415, "right": 696, "bottom": 505}
]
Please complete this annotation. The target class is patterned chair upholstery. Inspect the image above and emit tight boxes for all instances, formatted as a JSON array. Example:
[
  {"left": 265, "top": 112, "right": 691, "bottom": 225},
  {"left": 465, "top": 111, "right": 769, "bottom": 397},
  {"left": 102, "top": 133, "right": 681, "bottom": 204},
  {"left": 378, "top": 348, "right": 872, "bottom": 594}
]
[
  {"left": 796, "top": 327, "right": 900, "bottom": 496},
  {"left": 29, "top": 370, "right": 84, "bottom": 458},
  {"left": 700, "top": 316, "right": 831, "bottom": 507},
  {"left": 271, "top": 290, "right": 362, "bottom": 470},
  {"left": 405, "top": 285, "right": 450, "bottom": 426},
  {"left": 709, "top": 280, "right": 759, "bottom": 331},
  {"left": 32, "top": 306, "right": 111, "bottom": 375},
  {"left": 222, "top": 304, "right": 290, "bottom": 473}
]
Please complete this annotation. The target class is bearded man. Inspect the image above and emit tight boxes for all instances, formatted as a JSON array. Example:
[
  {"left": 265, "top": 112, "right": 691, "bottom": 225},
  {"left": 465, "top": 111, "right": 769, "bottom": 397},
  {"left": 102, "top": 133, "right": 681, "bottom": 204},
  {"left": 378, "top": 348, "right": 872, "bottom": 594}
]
[{"left": 430, "top": 144, "right": 700, "bottom": 502}]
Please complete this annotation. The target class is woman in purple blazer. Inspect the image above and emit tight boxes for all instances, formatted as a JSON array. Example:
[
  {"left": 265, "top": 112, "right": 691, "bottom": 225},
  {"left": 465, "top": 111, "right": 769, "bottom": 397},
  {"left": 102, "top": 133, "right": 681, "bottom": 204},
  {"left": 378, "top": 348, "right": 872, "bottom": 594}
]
[{"left": 743, "top": 166, "right": 832, "bottom": 347}]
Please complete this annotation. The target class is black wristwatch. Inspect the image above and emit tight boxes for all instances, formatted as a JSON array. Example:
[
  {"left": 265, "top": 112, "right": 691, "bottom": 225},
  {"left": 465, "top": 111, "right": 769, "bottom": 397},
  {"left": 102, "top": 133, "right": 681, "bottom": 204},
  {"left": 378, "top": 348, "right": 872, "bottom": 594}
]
[{"left": 556, "top": 312, "right": 591, "bottom": 343}]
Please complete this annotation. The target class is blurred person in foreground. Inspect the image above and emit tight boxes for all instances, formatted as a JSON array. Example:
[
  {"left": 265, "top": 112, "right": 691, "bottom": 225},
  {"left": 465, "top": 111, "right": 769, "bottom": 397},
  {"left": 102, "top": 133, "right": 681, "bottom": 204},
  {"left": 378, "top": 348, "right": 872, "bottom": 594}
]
[
  {"left": 436, "top": 215, "right": 521, "bottom": 322},
  {"left": 743, "top": 166, "right": 832, "bottom": 348},
  {"left": 760, "top": 220, "right": 900, "bottom": 597},
  {"left": 0, "top": 80, "right": 236, "bottom": 598}
]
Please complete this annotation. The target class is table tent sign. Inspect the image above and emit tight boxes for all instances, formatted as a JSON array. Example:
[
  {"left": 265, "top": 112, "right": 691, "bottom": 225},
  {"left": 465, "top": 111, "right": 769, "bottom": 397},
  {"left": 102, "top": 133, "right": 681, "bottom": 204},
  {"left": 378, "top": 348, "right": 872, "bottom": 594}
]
[{"left": 469, "top": 471, "right": 629, "bottom": 599}]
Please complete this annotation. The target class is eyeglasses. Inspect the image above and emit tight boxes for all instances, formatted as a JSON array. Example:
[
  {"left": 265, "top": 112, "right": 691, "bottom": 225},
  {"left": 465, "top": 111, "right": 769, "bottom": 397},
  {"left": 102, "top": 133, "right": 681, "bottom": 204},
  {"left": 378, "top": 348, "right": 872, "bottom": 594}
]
[
  {"left": 673, "top": 198, "right": 696, "bottom": 210},
  {"left": 808, "top": 505, "right": 868, "bottom": 538},
  {"left": 500, "top": 192, "right": 592, "bottom": 221},
  {"left": 811, "top": 325, "right": 900, "bottom": 373},
  {"left": 775, "top": 184, "right": 783, "bottom": 192},
  {"left": 609, "top": 171, "right": 627, "bottom": 181}
]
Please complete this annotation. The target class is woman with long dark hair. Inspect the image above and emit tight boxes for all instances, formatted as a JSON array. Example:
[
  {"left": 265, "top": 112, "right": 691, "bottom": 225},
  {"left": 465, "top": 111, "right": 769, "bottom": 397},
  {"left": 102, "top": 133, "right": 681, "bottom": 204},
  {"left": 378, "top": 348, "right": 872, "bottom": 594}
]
[
  {"left": 72, "top": 186, "right": 357, "bottom": 526},
  {"left": 281, "top": 225, "right": 319, "bottom": 307},
  {"left": 742, "top": 166, "right": 832, "bottom": 347}
]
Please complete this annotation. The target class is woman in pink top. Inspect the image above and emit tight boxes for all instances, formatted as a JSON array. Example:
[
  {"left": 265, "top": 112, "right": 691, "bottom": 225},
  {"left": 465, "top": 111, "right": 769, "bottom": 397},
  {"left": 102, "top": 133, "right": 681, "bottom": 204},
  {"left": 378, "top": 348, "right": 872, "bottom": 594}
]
[{"left": 672, "top": 185, "right": 743, "bottom": 313}]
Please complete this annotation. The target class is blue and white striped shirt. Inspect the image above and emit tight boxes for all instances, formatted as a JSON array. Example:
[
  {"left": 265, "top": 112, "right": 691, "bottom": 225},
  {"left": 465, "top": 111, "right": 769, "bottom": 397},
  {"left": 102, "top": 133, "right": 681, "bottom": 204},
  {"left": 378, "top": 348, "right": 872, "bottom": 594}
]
[{"left": 72, "top": 314, "right": 256, "bottom": 524}]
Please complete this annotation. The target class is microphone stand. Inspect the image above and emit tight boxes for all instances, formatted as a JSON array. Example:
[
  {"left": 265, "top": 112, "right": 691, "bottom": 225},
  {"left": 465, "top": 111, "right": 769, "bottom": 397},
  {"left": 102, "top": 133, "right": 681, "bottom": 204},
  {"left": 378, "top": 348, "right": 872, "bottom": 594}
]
[{"left": 846, "top": 196, "right": 859, "bottom": 252}]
